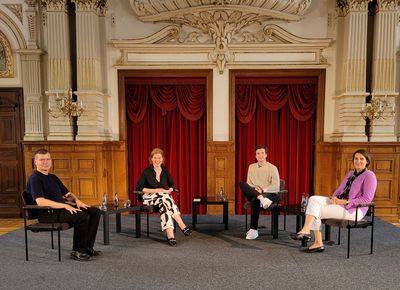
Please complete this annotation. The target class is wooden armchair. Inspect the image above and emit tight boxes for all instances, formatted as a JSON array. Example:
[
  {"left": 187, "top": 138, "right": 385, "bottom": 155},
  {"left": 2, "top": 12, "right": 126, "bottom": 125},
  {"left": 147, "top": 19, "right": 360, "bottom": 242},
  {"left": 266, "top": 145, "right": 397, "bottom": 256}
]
[
  {"left": 21, "top": 191, "right": 71, "bottom": 261},
  {"left": 244, "top": 179, "right": 288, "bottom": 239},
  {"left": 322, "top": 202, "right": 375, "bottom": 258}
]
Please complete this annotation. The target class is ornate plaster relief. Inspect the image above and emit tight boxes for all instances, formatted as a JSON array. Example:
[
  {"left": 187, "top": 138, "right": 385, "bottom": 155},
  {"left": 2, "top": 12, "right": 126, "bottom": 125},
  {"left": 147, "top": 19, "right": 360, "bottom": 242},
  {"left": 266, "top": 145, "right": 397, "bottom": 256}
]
[{"left": 124, "top": 0, "right": 331, "bottom": 72}]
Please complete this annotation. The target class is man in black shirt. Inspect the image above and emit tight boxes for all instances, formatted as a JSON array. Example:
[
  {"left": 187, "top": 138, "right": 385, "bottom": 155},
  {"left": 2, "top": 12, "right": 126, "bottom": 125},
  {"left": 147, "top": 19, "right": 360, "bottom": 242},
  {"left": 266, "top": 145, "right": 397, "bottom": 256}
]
[{"left": 26, "top": 149, "right": 101, "bottom": 261}]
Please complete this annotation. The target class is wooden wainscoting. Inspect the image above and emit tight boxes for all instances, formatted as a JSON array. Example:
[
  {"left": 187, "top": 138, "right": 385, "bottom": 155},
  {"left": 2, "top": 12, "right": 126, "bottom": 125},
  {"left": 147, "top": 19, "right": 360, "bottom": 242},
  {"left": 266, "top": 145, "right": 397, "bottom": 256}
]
[
  {"left": 314, "top": 142, "right": 400, "bottom": 222},
  {"left": 207, "top": 141, "right": 235, "bottom": 214},
  {"left": 23, "top": 141, "right": 128, "bottom": 207}
]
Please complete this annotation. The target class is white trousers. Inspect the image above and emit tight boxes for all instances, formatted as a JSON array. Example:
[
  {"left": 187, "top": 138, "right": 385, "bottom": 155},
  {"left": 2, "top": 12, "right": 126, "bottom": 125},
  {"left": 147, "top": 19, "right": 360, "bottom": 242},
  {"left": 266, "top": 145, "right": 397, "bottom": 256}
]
[{"left": 305, "top": 196, "right": 363, "bottom": 231}]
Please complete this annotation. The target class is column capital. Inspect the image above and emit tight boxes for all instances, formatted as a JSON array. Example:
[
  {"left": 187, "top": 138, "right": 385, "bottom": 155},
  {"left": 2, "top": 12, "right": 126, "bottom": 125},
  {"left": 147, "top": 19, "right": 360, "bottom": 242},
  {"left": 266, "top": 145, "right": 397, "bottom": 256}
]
[
  {"left": 72, "top": 0, "right": 107, "bottom": 15},
  {"left": 377, "top": 0, "right": 398, "bottom": 11},
  {"left": 41, "top": 0, "right": 67, "bottom": 12},
  {"left": 337, "top": 0, "right": 369, "bottom": 16}
]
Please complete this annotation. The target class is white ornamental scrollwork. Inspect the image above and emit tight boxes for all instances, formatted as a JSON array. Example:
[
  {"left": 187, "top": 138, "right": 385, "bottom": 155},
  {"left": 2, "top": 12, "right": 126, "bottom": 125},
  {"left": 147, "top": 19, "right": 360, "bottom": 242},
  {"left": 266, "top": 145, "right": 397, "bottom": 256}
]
[{"left": 173, "top": 10, "right": 263, "bottom": 72}]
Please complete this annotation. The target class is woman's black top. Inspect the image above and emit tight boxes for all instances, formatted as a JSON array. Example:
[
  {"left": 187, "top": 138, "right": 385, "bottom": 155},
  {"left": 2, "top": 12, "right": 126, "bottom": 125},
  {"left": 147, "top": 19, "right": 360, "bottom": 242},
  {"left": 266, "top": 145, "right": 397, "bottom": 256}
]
[{"left": 136, "top": 166, "right": 175, "bottom": 191}]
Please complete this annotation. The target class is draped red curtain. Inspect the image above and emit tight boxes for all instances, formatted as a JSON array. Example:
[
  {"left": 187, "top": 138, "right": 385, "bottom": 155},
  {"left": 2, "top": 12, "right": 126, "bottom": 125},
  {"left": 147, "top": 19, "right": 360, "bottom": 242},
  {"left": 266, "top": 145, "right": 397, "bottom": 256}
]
[
  {"left": 235, "top": 78, "right": 317, "bottom": 214},
  {"left": 126, "top": 78, "right": 207, "bottom": 214}
]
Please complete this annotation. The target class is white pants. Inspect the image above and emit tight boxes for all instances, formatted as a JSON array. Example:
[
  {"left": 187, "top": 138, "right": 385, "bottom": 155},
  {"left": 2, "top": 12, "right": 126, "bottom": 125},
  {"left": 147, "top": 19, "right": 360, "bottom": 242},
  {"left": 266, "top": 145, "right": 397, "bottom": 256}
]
[{"left": 305, "top": 196, "right": 363, "bottom": 231}]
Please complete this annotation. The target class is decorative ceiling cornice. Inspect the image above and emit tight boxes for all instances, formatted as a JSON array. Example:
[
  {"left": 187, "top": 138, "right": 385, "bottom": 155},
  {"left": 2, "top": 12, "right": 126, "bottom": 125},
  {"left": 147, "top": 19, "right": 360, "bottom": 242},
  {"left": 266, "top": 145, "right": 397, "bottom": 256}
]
[{"left": 130, "top": 0, "right": 313, "bottom": 22}]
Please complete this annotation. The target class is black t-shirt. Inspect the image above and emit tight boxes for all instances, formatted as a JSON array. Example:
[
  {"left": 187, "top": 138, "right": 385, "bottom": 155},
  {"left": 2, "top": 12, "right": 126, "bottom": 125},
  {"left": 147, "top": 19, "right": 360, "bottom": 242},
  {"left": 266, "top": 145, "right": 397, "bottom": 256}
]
[
  {"left": 26, "top": 170, "right": 69, "bottom": 203},
  {"left": 136, "top": 166, "right": 175, "bottom": 191}
]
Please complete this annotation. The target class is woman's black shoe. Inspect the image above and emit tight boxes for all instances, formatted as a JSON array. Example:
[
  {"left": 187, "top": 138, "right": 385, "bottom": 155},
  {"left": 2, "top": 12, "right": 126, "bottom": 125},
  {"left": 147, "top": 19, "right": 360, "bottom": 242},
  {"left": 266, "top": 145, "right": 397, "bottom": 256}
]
[
  {"left": 306, "top": 246, "right": 325, "bottom": 253},
  {"left": 70, "top": 251, "right": 92, "bottom": 261},
  {"left": 289, "top": 232, "right": 311, "bottom": 241},
  {"left": 181, "top": 227, "right": 192, "bottom": 236},
  {"left": 167, "top": 237, "right": 177, "bottom": 246}
]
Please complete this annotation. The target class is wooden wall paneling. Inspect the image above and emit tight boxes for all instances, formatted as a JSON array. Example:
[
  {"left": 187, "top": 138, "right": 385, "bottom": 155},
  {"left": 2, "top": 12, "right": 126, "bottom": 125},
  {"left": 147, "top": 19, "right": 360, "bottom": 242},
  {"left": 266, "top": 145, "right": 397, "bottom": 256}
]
[
  {"left": 103, "top": 141, "right": 129, "bottom": 203},
  {"left": 23, "top": 141, "right": 128, "bottom": 207},
  {"left": 207, "top": 141, "right": 235, "bottom": 214},
  {"left": 314, "top": 142, "right": 340, "bottom": 196}
]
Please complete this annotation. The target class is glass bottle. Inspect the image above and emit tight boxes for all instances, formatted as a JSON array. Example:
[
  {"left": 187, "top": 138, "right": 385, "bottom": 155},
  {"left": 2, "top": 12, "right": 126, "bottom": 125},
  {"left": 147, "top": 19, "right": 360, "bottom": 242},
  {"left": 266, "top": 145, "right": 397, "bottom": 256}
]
[
  {"left": 100, "top": 192, "right": 107, "bottom": 210},
  {"left": 124, "top": 199, "right": 131, "bottom": 208},
  {"left": 219, "top": 187, "right": 225, "bottom": 201},
  {"left": 301, "top": 192, "right": 308, "bottom": 212},
  {"left": 114, "top": 192, "right": 119, "bottom": 209}
]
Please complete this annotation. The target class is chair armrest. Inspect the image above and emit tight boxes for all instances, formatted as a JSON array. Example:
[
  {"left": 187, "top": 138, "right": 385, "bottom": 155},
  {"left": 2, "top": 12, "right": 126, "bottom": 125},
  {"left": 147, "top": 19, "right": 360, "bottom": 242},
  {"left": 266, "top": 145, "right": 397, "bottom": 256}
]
[
  {"left": 133, "top": 189, "right": 180, "bottom": 195},
  {"left": 355, "top": 202, "right": 375, "bottom": 208},
  {"left": 23, "top": 205, "right": 53, "bottom": 210}
]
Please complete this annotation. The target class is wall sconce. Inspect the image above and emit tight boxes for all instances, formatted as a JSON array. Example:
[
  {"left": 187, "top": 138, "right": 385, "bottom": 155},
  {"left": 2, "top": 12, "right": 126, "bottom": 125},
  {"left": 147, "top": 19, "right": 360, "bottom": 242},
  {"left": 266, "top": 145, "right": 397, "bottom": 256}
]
[
  {"left": 360, "top": 93, "right": 395, "bottom": 141},
  {"left": 48, "top": 89, "right": 84, "bottom": 140}
]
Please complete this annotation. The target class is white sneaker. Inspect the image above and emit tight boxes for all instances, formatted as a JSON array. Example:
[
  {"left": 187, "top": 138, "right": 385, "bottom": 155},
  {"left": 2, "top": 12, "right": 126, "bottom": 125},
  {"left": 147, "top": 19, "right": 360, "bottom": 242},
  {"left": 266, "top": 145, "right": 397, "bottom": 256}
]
[
  {"left": 260, "top": 197, "right": 272, "bottom": 209},
  {"left": 246, "top": 229, "right": 259, "bottom": 240}
]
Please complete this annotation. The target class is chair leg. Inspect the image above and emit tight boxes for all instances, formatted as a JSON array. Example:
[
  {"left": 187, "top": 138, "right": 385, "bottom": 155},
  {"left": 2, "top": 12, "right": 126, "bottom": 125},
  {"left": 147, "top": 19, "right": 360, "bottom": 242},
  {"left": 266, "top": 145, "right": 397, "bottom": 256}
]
[
  {"left": 283, "top": 211, "right": 286, "bottom": 231},
  {"left": 146, "top": 211, "right": 150, "bottom": 237},
  {"left": 338, "top": 228, "right": 341, "bottom": 245},
  {"left": 245, "top": 208, "right": 248, "bottom": 232},
  {"left": 24, "top": 227, "right": 29, "bottom": 261},
  {"left": 51, "top": 230, "right": 54, "bottom": 249},
  {"left": 370, "top": 223, "right": 374, "bottom": 255},
  {"left": 58, "top": 229, "right": 61, "bottom": 262},
  {"left": 347, "top": 228, "right": 351, "bottom": 259}
]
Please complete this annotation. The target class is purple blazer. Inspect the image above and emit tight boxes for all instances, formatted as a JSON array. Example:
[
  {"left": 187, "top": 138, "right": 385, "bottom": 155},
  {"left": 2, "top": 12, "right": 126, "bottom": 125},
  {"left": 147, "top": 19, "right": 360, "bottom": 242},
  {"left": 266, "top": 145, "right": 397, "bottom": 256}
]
[{"left": 332, "top": 169, "right": 377, "bottom": 215}]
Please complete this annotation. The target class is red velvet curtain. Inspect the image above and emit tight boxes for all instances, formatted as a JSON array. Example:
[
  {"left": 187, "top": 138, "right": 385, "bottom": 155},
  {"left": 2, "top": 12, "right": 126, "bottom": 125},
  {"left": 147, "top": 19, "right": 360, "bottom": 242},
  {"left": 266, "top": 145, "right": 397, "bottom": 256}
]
[
  {"left": 126, "top": 78, "right": 207, "bottom": 214},
  {"left": 235, "top": 78, "right": 317, "bottom": 214}
]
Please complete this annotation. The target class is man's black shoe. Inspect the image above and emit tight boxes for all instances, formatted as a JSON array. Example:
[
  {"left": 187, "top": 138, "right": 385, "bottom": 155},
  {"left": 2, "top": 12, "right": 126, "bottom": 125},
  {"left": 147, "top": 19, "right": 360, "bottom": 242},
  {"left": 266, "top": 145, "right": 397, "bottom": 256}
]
[
  {"left": 86, "top": 249, "right": 102, "bottom": 256},
  {"left": 70, "top": 251, "right": 92, "bottom": 261}
]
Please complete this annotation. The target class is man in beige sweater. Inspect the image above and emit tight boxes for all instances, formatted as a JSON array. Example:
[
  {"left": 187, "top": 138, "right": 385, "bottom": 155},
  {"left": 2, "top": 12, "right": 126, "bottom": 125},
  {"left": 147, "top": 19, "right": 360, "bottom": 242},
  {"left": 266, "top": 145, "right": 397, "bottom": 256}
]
[{"left": 240, "top": 145, "right": 280, "bottom": 240}]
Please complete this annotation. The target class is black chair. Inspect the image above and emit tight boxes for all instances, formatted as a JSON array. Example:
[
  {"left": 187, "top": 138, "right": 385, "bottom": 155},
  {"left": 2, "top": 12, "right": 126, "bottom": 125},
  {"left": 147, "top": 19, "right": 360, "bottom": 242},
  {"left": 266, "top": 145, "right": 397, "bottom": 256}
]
[
  {"left": 322, "top": 203, "right": 375, "bottom": 258},
  {"left": 132, "top": 189, "right": 180, "bottom": 237},
  {"left": 21, "top": 191, "right": 71, "bottom": 261},
  {"left": 244, "top": 179, "right": 288, "bottom": 238}
]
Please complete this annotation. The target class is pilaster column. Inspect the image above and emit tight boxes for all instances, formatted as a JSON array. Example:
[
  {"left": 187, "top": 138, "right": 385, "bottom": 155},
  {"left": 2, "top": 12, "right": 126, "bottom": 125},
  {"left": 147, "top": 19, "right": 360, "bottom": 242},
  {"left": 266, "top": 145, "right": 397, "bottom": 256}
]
[
  {"left": 369, "top": 0, "right": 398, "bottom": 141},
  {"left": 25, "top": 0, "right": 39, "bottom": 49},
  {"left": 42, "top": 0, "right": 73, "bottom": 140},
  {"left": 331, "top": 0, "right": 369, "bottom": 141},
  {"left": 73, "top": 0, "right": 111, "bottom": 140},
  {"left": 19, "top": 49, "right": 45, "bottom": 140}
]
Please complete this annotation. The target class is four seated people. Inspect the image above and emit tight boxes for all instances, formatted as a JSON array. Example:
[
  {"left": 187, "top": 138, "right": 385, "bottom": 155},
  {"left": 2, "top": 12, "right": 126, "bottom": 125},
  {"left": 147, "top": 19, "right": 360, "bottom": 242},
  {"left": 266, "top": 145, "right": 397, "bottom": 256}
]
[{"left": 24, "top": 147, "right": 376, "bottom": 255}]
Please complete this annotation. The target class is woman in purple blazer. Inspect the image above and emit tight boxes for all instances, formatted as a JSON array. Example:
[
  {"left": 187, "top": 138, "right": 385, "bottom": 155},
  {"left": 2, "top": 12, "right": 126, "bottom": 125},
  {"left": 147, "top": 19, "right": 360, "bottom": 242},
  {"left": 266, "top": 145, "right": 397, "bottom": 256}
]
[{"left": 290, "top": 149, "right": 377, "bottom": 253}]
